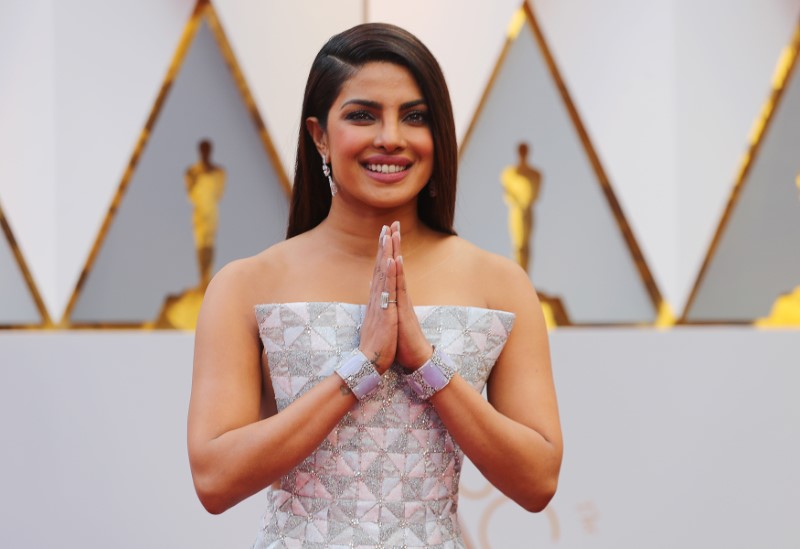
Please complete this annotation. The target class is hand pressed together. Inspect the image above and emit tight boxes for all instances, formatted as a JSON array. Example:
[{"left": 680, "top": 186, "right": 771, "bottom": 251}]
[
  {"left": 358, "top": 222, "right": 433, "bottom": 374},
  {"left": 358, "top": 225, "right": 398, "bottom": 373}
]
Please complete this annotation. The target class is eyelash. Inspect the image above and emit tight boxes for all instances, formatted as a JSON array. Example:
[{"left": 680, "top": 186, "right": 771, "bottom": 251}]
[
  {"left": 344, "top": 110, "right": 375, "bottom": 122},
  {"left": 404, "top": 110, "right": 429, "bottom": 125},
  {"left": 343, "top": 110, "right": 429, "bottom": 125}
]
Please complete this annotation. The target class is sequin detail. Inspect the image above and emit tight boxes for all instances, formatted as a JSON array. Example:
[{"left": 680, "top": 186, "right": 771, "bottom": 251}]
[{"left": 253, "top": 302, "right": 515, "bottom": 548}]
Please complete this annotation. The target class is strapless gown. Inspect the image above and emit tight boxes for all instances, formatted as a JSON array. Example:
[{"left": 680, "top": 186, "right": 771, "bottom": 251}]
[{"left": 252, "top": 302, "right": 515, "bottom": 549}]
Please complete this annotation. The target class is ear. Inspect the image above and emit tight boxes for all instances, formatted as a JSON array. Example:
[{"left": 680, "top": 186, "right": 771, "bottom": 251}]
[{"left": 305, "top": 117, "right": 328, "bottom": 159}]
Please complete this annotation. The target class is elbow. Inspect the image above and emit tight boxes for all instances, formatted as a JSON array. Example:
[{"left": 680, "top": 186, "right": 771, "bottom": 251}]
[
  {"left": 189, "top": 441, "right": 241, "bottom": 515},
  {"left": 194, "top": 474, "right": 235, "bottom": 515},
  {"left": 521, "top": 440, "right": 562, "bottom": 513},
  {"left": 193, "top": 473, "right": 229, "bottom": 515},
  {"left": 189, "top": 443, "right": 279, "bottom": 515},
  {"left": 199, "top": 494, "right": 228, "bottom": 516},
  {"left": 520, "top": 477, "right": 558, "bottom": 513},
  {"left": 191, "top": 461, "right": 237, "bottom": 515},
  {"left": 514, "top": 459, "right": 560, "bottom": 513}
]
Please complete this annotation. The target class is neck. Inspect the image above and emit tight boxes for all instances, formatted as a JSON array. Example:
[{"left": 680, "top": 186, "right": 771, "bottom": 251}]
[{"left": 316, "top": 198, "right": 427, "bottom": 259}]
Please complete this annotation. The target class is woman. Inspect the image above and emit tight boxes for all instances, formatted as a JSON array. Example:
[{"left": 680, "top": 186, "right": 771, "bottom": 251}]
[{"left": 188, "top": 23, "right": 562, "bottom": 548}]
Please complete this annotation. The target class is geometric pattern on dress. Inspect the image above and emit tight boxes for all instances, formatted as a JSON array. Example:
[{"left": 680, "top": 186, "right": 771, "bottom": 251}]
[{"left": 253, "top": 302, "right": 515, "bottom": 549}]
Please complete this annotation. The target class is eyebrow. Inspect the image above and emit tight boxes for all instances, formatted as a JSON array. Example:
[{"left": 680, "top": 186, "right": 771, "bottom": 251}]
[{"left": 340, "top": 99, "right": 427, "bottom": 110}]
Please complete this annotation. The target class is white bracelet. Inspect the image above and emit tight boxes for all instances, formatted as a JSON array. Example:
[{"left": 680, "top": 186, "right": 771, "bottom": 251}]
[
  {"left": 405, "top": 346, "right": 456, "bottom": 400},
  {"left": 335, "top": 349, "right": 382, "bottom": 400}
]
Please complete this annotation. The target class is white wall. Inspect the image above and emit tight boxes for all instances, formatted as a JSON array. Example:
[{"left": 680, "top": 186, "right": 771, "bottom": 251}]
[
  {"left": 1, "top": 330, "right": 798, "bottom": 547},
  {"left": 0, "top": 0, "right": 57, "bottom": 309}
]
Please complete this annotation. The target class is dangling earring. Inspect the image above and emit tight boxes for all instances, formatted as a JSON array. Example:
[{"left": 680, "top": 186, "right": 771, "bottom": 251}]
[
  {"left": 427, "top": 179, "right": 437, "bottom": 198},
  {"left": 322, "top": 154, "right": 337, "bottom": 196}
]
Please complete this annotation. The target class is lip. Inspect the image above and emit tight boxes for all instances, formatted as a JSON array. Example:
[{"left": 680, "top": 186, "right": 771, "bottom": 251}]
[
  {"left": 361, "top": 155, "right": 413, "bottom": 183},
  {"left": 362, "top": 155, "right": 412, "bottom": 166}
]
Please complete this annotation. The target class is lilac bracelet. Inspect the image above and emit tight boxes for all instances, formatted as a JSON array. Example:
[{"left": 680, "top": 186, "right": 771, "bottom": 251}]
[
  {"left": 335, "top": 349, "right": 382, "bottom": 400},
  {"left": 405, "top": 346, "right": 456, "bottom": 400}
]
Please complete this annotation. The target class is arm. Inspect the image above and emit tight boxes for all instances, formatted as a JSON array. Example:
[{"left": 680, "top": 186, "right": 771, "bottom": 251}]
[
  {"left": 430, "top": 267, "right": 562, "bottom": 512},
  {"left": 392, "top": 226, "right": 561, "bottom": 512},
  {"left": 187, "top": 233, "right": 398, "bottom": 514}
]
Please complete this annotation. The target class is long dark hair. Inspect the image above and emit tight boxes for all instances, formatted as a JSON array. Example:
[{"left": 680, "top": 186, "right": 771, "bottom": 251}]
[{"left": 286, "top": 23, "right": 458, "bottom": 238}]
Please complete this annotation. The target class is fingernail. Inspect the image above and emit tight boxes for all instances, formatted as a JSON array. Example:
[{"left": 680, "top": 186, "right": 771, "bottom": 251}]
[
  {"left": 398, "top": 255, "right": 403, "bottom": 265},
  {"left": 379, "top": 225, "right": 388, "bottom": 246}
]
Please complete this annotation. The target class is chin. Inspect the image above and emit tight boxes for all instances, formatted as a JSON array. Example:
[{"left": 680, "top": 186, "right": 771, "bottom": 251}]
[{"left": 366, "top": 186, "right": 425, "bottom": 208}]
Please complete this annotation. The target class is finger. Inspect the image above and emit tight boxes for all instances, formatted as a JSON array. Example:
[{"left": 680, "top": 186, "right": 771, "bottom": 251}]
[
  {"left": 390, "top": 221, "right": 401, "bottom": 258},
  {"left": 396, "top": 255, "right": 410, "bottom": 302},
  {"left": 382, "top": 256, "right": 398, "bottom": 319},
  {"left": 381, "top": 249, "right": 396, "bottom": 307},
  {"left": 385, "top": 257, "right": 397, "bottom": 296},
  {"left": 372, "top": 226, "right": 391, "bottom": 282},
  {"left": 377, "top": 225, "right": 389, "bottom": 257},
  {"left": 366, "top": 258, "right": 396, "bottom": 345},
  {"left": 369, "top": 225, "right": 390, "bottom": 290},
  {"left": 370, "top": 231, "right": 393, "bottom": 308},
  {"left": 391, "top": 227, "right": 402, "bottom": 261},
  {"left": 381, "top": 229, "right": 394, "bottom": 277}
]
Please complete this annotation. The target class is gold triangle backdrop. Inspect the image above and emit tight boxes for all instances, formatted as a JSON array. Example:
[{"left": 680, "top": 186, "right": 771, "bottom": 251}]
[
  {"left": 681, "top": 18, "right": 800, "bottom": 326},
  {"left": 0, "top": 198, "right": 52, "bottom": 328},
  {"left": 61, "top": 0, "right": 290, "bottom": 329},
  {"left": 458, "top": 1, "right": 671, "bottom": 328}
]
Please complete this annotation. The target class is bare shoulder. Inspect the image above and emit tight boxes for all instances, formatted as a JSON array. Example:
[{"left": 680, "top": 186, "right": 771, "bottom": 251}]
[
  {"left": 443, "top": 236, "right": 538, "bottom": 314},
  {"left": 193, "top": 238, "right": 304, "bottom": 366},
  {"left": 202, "top": 237, "right": 301, "bottom": 307}
]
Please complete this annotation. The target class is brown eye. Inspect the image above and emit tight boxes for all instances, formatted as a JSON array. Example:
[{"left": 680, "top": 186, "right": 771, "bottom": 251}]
[
  {"left": 404, "top": 110, "right": 429, "bottom": 125},
  {"left": 345, "top": 110, "right": 375, "bottom": 122}
]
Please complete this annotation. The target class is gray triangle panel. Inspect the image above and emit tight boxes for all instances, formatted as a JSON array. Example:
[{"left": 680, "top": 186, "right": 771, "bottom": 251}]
[
  {"left": 458, "top": 21, "right": 655, "bottom": 324},
  {"left": 0, "top": 221, "right": 42, "bottom": 325},
  {"left": 71, "top": 20, "right": 288, "bottom": 323},
  {"left": 686, "top": 51, "right": 800, "bottom": 322}
]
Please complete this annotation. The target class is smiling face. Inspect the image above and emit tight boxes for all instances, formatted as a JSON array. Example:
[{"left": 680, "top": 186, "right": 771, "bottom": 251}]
[{"left": 307, "top": 62, "right": 434, "bottom": 212}]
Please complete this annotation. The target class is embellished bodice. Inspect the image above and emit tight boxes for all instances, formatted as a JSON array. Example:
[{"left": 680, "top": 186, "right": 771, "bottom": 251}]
[{"left": 253, "top": 302, "right": 514, "bottom": 549}]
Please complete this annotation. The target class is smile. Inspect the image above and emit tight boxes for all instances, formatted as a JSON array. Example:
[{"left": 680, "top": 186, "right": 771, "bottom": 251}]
[{"left": 365, "top": 163, "right": 411, "bottom": 174}]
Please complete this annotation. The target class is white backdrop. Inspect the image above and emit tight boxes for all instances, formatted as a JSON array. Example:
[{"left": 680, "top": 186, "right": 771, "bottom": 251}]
[
  {"left": 2, "top": 0, "right": 800, "bottom": 316},
  {"left": 1, "top": 330, "right": 799, "bottom": 548}
]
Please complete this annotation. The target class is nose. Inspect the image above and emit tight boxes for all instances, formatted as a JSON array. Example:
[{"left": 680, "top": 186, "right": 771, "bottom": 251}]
[{"left": 374, "top": 118, "right": 405, "bottom": 152}]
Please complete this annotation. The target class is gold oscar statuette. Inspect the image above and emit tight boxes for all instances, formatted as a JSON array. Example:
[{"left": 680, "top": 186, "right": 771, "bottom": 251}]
[
  {"left": 154, "top": 139, "right": 226, "bottom": 329},
  {"left": 500, "top": 142, "right": 567, "bottom": 327},
  {"left": 500, "top": 142, "right": 541, "bottom": 273}
]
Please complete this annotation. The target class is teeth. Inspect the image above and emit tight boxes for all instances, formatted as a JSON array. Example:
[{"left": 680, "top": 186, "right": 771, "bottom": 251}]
[{"left": 367, "top": 163, "right": 408, "bottom": 174}]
